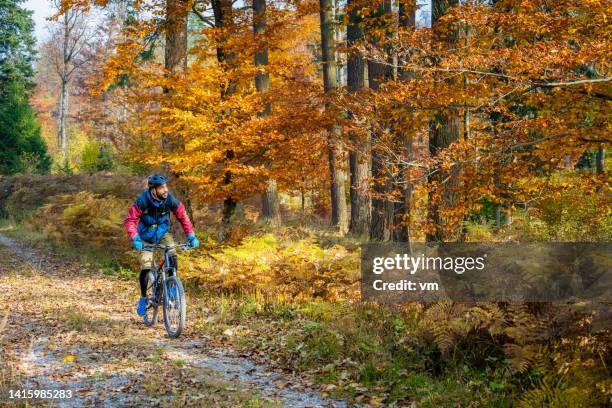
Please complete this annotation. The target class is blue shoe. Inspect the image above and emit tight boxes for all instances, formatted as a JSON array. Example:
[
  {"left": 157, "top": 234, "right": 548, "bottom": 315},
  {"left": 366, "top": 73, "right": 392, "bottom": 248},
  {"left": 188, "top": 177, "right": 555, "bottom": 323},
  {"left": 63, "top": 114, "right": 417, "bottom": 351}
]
[
  {"left": 167, "top": 286, "right": 177, "bottom": 299},
  {"left": 137, "top": 297, "right": 147, "bottom": 316}
]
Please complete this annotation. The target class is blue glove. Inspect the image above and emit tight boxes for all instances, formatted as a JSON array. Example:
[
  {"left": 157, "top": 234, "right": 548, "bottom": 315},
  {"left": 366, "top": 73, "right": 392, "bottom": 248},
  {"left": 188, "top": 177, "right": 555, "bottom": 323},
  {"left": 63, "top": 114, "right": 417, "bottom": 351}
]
[
  {"left": 132, "top": 235, "right": 143, "bottom": 250},
  {"left": 187, "top": 233, "right": 199, "bottom": 248}
]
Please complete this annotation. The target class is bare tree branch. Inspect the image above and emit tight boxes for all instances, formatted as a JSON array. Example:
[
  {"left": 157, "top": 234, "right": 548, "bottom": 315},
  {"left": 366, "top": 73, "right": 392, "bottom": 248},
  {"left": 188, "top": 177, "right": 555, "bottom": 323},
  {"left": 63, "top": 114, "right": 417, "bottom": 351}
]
[{"left": 192, "top": 2, "right": 215, "bottom": 27}]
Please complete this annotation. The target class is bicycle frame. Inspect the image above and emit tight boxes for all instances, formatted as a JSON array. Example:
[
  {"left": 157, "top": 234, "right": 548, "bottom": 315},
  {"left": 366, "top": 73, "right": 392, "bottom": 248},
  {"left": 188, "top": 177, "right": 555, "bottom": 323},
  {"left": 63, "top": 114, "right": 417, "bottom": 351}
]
[{"left": 141, "top": 243, "right": 192, "bottom": 305}]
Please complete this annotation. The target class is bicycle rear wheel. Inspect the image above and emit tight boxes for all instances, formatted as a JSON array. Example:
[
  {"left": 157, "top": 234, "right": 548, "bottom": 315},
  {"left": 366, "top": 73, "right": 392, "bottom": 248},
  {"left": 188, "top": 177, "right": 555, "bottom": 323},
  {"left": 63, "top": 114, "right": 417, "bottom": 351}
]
[
  {"left": 163, "top": 276, "right": 186, "bottom": 338},
  {"left": 143, "top": 271, "right": 159, "bottom": 326}
]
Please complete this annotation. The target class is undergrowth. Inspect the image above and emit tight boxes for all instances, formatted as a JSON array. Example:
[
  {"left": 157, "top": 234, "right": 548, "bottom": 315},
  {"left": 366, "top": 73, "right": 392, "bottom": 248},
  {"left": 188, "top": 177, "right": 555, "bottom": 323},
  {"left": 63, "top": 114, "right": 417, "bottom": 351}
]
[{"left": 0, "top": 173, "right": 609, "bottom": 406}]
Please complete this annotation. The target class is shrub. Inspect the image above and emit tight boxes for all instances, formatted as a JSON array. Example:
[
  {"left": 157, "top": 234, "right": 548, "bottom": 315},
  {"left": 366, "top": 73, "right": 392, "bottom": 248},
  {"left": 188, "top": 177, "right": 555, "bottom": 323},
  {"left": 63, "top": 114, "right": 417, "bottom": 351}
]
[
  {"left": 28, "top": 191, "right": 136, "bottom": 268},
  {"left": 0, "top": 173, "right": 146, "bottom": 219},
  {"left": 55, "top": 158, "right": 74, "bottom": 174},
  {"left": 507, "top": 187, "right": 611, "bottom": 242},
  {"left": 182, "top": 234, "right": 360, "bottom": 301},
  {"left": 80, "top": 140, "right": 114, "bottom": 174}
]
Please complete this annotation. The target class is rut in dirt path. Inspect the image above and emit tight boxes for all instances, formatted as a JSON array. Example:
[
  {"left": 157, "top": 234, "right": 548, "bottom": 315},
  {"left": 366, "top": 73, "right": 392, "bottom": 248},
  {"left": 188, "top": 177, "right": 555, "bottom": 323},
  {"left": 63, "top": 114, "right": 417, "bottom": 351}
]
[{"left": 0, "top": 233, "right": 350, "bottom": 408}]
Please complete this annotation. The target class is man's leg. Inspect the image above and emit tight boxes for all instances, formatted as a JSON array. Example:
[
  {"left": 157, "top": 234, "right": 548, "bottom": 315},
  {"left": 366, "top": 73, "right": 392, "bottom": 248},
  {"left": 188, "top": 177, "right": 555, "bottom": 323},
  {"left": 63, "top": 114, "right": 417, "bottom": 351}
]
[
  {"left": 160, "top": 233, "right": 178, "bottom": 277},
  {"left": 139, "top": 270, "right": 150, "bottom": 297},
  {"left": 138, "top": 243, "right": 154, "bottom": 297}
]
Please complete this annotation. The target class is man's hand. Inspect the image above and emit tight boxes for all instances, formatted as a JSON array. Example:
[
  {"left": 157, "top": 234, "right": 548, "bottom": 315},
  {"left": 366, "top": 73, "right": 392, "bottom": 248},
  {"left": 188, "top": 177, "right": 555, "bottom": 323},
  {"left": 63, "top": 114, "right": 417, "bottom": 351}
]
[
  {"left": 132, "top": 236, "right": 143, "bottom": 250},
  {"left": 187, "top": 233, "right": 199, "bottom": 248}
]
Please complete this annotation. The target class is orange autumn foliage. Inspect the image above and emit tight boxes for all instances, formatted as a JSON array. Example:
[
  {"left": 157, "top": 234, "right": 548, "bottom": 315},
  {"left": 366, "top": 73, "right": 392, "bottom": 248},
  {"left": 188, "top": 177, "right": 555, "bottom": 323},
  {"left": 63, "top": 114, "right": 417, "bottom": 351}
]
[
  {"left": 57, "top": 0, "right": 609, "bottom": 238},
  {"left": 338, "top": 0, "right": 610, "bottom": 238},
  {"left": 89, "top": 1, "right": 330, "bottom": 204}
]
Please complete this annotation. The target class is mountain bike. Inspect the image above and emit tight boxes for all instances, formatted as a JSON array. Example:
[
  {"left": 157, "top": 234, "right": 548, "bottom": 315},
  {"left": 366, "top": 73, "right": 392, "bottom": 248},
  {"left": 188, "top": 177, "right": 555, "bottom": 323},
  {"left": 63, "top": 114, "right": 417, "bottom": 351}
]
[{"left": 140, "top": 243, "right": 192, "bottom": 338}]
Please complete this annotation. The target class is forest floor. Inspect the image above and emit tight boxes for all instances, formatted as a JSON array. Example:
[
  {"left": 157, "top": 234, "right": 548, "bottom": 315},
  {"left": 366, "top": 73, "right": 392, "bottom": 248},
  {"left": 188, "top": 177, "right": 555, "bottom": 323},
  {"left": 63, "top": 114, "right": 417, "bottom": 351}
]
[{"left": 0, "top": 232, "right": 348, "bottom": 408}]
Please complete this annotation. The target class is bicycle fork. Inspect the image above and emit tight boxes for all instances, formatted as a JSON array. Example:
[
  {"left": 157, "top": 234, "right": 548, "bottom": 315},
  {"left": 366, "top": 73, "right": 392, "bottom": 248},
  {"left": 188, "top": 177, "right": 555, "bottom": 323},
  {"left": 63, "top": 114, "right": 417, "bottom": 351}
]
[{"left": 154, "top": 270, "right": 172, "bottom": 307}]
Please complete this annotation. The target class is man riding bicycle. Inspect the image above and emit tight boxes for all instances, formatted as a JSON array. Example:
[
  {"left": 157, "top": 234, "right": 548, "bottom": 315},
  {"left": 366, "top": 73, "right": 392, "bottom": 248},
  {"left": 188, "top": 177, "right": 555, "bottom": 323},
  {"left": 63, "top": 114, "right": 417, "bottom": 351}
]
[{"left": 123, "top": 174, "right": 199, "bottom": 317}]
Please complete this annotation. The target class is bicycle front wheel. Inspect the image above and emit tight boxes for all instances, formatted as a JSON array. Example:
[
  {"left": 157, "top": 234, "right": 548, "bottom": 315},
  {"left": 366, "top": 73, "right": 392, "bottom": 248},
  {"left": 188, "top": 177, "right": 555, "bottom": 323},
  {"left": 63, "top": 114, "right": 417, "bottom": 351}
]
[{"left": 163, "top": 275, "right": 186, "bottom": 338}]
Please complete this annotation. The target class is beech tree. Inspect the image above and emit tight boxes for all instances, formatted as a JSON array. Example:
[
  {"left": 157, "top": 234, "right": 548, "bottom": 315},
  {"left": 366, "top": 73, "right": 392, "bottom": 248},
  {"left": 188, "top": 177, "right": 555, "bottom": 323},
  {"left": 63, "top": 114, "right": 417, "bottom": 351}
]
[
  {"left": 162, "top": 0, "right": 193, "bottom": 218},
  {"left": 254, "top": 0, "right": 281, "bottom": 227},
  {"left": 320, "top": 0, "right": 348, "bottom": 234},
  {"left": 366, "top": 0, "right": 395, "bottom": 242},
  {"left": 346, "top": 0, "right": 371, "bottom": 238}
]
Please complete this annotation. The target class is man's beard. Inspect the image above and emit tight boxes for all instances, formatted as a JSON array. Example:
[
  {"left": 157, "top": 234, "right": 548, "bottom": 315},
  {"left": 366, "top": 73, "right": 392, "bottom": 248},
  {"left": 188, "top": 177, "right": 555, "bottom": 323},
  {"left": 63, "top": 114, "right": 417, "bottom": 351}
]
[{"left": 152, "top": 189, "right": 168, "bottom": 200}]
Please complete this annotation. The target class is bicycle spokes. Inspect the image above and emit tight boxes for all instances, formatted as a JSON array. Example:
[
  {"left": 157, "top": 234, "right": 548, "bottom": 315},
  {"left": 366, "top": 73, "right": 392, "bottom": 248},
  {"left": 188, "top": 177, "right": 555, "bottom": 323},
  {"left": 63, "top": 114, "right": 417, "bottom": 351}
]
[{"left": 165, "top": 281, "right": 181, "bottom": 330}]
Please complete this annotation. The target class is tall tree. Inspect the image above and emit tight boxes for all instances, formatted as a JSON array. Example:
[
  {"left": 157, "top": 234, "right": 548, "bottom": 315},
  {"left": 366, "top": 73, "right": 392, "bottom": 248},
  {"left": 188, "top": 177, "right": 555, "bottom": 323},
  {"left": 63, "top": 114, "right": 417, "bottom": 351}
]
[
  {"left": 0, "top": 0, "right": 36, "bottom": 86},
  {"left": 212, "top": 0, "right": 240, "bottom": 240},
  {"left": 346, "top": 0, "right": 370, "bottom": 238},
  {"left": 254, "top": 0, "right": 281, "bottom": 227},
  {"left": 426, "top": 0, "right": 461, "bottom": 242},
  {"left": 368, "top": 0, "right": 394, "bottom": 242},
  {"left": 162, "top": 0, "right": 194, "bottom": 220},
  {"left": 48, "top": 0, "right": 93, "bottom": 164},
  {"left": 320, "top": 0, "right": 348, "bottom": 233},
  {"left": 391, "top": 0, "right": 416, "bottom": 243},
  {"left": 0, "top": 0, "right": 51, "bottom": 174}
]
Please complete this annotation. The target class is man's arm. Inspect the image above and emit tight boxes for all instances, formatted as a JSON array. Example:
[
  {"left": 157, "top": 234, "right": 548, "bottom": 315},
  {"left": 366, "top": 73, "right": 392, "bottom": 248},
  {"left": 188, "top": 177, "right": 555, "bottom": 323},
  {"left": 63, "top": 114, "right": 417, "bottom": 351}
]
[
  {"left": 172, "top": 201, "right": 194, "bottom": 236},
  {"left": 124, "top": 203, "right": 143, "bottom": 239}
]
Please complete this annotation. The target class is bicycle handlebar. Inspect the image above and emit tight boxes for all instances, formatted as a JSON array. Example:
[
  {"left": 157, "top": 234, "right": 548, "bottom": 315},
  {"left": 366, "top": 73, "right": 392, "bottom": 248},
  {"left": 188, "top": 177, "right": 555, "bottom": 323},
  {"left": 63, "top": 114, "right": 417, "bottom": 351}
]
[{"left": 140, "top": 243, "right": 194, "bottom": 252}]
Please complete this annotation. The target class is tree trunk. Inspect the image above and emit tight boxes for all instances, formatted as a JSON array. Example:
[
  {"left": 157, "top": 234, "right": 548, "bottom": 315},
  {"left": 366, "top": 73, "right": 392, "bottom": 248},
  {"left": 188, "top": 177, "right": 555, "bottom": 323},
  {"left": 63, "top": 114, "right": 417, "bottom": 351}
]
[
  {"left": 426, "top": 0, "right": 461, "bottom": 243},
  {"left": 164, "top": 0, "right": 188, "bottom": 73},
  {"left": 458, "top": 8, "right": 472, "bottom": 242},
  {"left": 426, "top": 110, "right": 461, "bottom": 242},
  {"left": 254, "top": 0, "right": 281, "bottom": 227},
  {"left": 392, "top": 135, "right": 412, "bottom": 243},
  {"left": 58, "top": 78, "right": 68, "bottom": 163},
  {"left": 503, "top": 211, "right": 512, "bottom": 225},
  {"left": 349, "top": 144, "right": 371, "bottom": 237},
  {"left": 320, "top": 0, "right": 348, "bottom": 234},
  {"left": 368, "top": 0, "right": 394, "bottom": 242},
  {"left": 58, "top": 11, "right": 70, "bottom": 164},
  {"left": 347, "top": 0, "right": 370, "bottom": 238},
  {"left": 495, "top": 204, "right": 501, "bottom": 228},
  {"left": 162, "top": 0, "right": 193, "bottom": 220},
  {"left": 392, "top": 0, "right": 417, "bottom": 244},
  {"left": 213, "top": 0, "right": 237, "bottom": 97},
  {"left": 596, "top": 146, "right": 605, "bottom": 174},
  {"left": 328, "top": 136, "right": 348, "bottom": 231},
  {"left": 261, "top": 179, "right": 281, "bottom": 223},
  {"left": 213, "top": 0, "right": 238, "bottom": 240}
]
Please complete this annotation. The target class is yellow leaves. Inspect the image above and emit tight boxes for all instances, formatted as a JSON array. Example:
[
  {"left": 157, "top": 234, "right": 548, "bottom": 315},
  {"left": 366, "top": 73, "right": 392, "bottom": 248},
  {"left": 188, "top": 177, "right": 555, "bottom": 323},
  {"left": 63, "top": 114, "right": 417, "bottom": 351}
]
[{"left": 63, "top": 354, "right": 76, "bottom": 363}]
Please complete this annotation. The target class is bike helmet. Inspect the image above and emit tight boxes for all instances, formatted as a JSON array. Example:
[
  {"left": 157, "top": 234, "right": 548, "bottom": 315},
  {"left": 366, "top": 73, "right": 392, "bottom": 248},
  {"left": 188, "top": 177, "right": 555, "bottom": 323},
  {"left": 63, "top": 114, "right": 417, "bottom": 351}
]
[{"left": 147, "top": 174, "right": 168, "bottom": 188}]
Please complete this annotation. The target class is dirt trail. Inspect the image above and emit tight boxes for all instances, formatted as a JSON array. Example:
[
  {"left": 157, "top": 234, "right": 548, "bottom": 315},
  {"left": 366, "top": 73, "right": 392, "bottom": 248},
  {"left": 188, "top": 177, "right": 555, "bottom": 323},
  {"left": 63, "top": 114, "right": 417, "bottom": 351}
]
[{"left": 0, "top": 233, "right": 348, "bottom": 407}]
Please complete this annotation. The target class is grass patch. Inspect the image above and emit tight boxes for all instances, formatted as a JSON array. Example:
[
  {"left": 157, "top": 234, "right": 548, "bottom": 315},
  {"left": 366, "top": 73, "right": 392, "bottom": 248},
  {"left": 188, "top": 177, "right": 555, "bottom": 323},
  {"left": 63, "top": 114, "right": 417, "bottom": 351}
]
[
  {"left": 66, "top": 311, "right": 88, "bottom": 331},
  {"left": 148, "top": 347, "right": 166, "bottom": 366},
  {"left": 173, "top": 358, "right": 187, "bottom": 367}
]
